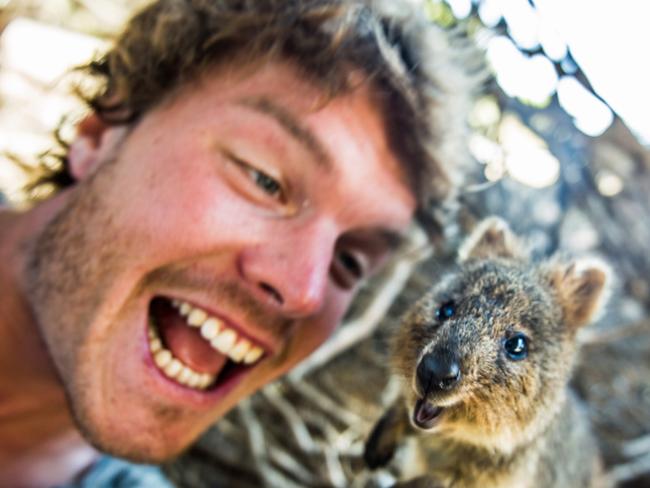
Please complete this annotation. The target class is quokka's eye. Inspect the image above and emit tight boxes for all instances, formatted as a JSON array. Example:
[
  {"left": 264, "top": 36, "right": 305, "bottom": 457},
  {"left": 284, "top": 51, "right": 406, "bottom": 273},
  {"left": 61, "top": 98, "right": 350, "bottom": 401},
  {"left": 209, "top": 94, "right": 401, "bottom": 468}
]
[
  {"left": 435, "top": 301, "right": 455, "bottom": 321},
  {"left": 503, "top": 333, "right": 528, "bottom": 361}
]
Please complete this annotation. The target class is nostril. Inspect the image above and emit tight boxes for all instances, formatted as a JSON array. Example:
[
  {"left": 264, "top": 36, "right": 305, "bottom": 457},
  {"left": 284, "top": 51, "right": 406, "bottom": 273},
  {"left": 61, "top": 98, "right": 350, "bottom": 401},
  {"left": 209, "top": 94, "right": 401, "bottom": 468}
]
[
  {"left": 259, "top": 282, "right": 283, "bottom": 305},
  {"left": 439, "top": 363, "right": 461, "bottom": 390}
]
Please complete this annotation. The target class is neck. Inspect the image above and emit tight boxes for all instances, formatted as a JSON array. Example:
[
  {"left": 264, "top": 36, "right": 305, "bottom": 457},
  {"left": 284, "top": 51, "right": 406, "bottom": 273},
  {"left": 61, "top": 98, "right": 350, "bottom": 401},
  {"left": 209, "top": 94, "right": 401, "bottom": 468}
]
[{"left": 0, "top": 193, "right": 98, "bottom": 484}]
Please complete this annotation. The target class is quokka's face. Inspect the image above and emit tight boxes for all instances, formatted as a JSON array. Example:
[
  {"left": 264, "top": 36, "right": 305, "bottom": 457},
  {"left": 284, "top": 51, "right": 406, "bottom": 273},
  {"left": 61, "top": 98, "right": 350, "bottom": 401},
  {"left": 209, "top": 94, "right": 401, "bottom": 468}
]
[{"left": 391, "top": 259, "right": 577, "bottom": 434}]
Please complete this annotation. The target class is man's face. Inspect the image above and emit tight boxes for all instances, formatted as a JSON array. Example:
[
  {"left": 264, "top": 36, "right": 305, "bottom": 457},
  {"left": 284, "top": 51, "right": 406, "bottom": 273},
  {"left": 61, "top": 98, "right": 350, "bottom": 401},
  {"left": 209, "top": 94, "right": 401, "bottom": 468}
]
[{"left": 26, "top": 61, "right": 415, "bottom": 461}]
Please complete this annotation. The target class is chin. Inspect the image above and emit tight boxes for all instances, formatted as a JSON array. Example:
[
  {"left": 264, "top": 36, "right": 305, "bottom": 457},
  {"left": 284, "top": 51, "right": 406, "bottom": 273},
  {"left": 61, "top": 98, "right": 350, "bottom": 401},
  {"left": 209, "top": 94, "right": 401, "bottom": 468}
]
[
  {"left": 53, "top": 291, "right": 279, "bottom": 459},
  {"left": 71, "top": 403, "right": 200, "bottom": 463}
]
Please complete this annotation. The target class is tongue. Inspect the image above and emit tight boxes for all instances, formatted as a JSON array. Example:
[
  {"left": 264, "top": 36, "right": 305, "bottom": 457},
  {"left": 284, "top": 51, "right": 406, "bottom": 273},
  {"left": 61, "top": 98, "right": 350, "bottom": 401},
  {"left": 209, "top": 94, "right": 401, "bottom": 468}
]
[
  {"left": 151, "top": 298, "right": 228, "bottom": 375},
  {"left": 413, "top": 398, "right": 443, "bottom": 429}
]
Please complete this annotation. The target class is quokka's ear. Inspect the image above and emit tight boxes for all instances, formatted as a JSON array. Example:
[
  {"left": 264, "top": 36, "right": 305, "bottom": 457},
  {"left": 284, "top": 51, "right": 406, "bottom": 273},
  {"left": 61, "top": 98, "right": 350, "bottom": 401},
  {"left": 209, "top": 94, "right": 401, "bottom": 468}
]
[
  {"left": 547, "top": 257, "right": 612, "bottom": 329},
  {"left": 458, "top": 216, "right": 526, "bottom": 262}
]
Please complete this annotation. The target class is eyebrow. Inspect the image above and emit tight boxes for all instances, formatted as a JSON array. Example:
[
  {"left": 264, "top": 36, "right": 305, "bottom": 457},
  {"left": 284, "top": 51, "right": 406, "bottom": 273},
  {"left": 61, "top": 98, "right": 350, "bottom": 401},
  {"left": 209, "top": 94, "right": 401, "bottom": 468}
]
[{"left": 237, "top": 96, "right": 332, "bottom": 170}]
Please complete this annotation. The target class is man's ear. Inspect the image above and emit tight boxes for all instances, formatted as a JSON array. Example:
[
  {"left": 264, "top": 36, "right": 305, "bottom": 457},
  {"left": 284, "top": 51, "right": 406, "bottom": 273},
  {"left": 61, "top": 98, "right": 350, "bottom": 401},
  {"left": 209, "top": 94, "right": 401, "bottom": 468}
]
[
  {"left": 458, "top": 216, "right": 525, "bottom": 262},
  {"left": 68, "top": 114, "right": 129, "bottom": 181},
  {"left": 546, "top": 257, "right": 611, "bottom": 330}
]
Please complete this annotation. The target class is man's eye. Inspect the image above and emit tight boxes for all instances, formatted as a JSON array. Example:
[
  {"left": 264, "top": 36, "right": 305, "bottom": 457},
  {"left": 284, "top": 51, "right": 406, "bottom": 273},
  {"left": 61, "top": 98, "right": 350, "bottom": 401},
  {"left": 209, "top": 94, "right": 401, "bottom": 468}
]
[
  {"left": 248, "top": 168, "right": 282, "bottom": 198},
  {"left": 331, "top": 249, "right": 367, "bottom": 290},
  {"left": 224, "top": 150, "right": 286, "bottom": 202},
  {"left": 338, "top": 250, "right": 363, "bottom": 279}
]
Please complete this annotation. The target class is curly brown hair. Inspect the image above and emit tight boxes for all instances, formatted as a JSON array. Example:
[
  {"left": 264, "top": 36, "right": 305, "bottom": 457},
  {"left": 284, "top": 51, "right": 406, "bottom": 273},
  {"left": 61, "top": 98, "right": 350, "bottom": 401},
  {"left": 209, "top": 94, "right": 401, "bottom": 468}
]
[{"left": 30, "top": 0, "right": 479, "bottom": 236}]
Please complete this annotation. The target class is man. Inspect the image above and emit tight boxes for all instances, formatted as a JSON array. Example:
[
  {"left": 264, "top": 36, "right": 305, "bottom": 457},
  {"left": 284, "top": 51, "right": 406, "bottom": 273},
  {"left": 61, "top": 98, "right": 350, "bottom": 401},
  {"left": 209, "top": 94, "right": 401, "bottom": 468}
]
[{"left": 0, "top": 0, "right": 472, "bottom": 485}]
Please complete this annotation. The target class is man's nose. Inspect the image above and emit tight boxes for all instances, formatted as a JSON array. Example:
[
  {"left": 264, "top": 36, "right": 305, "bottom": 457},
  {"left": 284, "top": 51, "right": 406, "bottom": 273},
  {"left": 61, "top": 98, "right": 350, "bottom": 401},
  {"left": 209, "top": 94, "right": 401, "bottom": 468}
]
[{"left": 239, "top": 222, "right": 337, "bottom": 317}]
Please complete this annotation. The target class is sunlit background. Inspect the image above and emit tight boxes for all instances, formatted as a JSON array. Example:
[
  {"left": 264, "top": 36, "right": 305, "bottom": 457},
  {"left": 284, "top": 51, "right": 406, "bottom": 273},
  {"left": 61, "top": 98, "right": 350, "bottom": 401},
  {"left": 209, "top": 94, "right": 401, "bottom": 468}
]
[
  {"left": 450, "top": 0, "right": 649, "bottom": 142},
  {"left": 1, "top": 0, "right": 648, "bottom": 198},
  {"left": 434, "top": 0, "right": 649, "bottom": 193}
]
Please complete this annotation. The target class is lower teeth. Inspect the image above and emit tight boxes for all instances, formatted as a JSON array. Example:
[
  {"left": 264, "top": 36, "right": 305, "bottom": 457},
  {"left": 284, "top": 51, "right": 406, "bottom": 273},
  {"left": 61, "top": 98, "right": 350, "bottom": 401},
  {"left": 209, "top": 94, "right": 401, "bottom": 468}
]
[{"left": 148, "top": 323, "right": 216, "bottom": 390}]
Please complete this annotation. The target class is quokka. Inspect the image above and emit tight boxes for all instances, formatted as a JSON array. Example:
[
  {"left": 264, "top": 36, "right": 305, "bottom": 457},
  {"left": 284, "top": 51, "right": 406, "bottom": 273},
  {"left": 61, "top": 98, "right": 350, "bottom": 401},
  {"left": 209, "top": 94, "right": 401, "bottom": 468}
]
[{"left": 364, "top": 217, "right": 611, "bottom": 488}]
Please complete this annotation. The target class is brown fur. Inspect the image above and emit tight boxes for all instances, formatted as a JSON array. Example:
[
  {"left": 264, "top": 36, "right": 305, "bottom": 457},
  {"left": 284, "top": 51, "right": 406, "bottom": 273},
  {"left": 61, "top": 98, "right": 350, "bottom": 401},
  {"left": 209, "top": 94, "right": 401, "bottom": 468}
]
[{"left": 364, "top": 217, "right": 611, "bottom": 488}]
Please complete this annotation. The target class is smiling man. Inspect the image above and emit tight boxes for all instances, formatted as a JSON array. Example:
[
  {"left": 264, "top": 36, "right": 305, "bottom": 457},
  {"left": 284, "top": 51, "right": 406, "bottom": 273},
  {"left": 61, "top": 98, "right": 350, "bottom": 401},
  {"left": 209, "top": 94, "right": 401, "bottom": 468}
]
[{"left": 0, "top": 0, "right": 473, "bottom": 486}]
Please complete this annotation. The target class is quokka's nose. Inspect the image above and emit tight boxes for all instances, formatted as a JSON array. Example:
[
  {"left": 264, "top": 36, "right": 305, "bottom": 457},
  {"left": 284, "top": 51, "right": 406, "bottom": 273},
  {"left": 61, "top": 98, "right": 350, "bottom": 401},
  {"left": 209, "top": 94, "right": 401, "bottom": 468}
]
[{"left": 416, "top": 353, "right": 461, "bottom": 393}]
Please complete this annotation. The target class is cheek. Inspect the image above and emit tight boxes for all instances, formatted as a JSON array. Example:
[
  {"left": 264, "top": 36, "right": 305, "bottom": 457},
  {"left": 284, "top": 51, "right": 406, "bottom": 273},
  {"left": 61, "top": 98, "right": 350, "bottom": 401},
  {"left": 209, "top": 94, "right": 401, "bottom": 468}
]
[
  {"left": 94, "top": 148, "right": 254, "bottom": 265},
  {"left": 496, "top": 362, "right": 536, "bottom": 399},
  {"left": 282, "top": 289, "right": 354, "bottom": 368}
]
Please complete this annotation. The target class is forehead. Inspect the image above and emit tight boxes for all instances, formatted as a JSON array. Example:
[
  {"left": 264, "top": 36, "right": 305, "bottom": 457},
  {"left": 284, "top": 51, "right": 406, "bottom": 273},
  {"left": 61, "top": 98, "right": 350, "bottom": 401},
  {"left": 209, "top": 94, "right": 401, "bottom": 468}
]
[
  {"left": 459, "top": 262, "right": 527, "bottom": 297},
  {"left": 437, "top": 262, "right": 549, "bottom": 317}
]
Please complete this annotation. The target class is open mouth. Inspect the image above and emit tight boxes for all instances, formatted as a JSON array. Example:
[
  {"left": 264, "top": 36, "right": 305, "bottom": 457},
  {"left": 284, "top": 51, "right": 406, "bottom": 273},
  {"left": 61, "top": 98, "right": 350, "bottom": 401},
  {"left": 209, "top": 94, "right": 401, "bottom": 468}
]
[
  {"left": 412, "top": 397, "right": 445, "bottom": 430},
  {"left": 147, "top": 297, "right": 266, "bottom": 392}
]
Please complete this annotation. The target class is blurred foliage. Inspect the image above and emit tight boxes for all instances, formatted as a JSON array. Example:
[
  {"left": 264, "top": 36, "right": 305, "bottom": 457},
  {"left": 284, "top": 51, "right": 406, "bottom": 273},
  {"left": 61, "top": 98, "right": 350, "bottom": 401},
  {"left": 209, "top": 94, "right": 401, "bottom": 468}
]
[{"left": 427, "top": 0, "right": 613, "bottom": 128}]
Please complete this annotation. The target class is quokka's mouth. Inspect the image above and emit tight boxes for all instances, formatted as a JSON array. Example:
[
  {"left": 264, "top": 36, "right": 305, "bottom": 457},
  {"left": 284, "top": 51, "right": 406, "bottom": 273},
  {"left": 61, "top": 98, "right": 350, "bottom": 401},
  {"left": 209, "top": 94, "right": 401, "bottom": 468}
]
[{"left": 412, "top": 397, "right": 445, "bottom": 430}]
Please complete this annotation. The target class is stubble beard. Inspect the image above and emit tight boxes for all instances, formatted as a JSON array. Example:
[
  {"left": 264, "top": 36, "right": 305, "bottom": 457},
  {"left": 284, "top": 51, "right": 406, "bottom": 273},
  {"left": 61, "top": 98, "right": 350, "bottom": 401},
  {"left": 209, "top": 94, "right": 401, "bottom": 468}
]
[
  {"left": 23, "top": 174, "right": 192, "bottom": 461},
  {"left": 23, "top": 166, "right": 129, "bottom": 454}
]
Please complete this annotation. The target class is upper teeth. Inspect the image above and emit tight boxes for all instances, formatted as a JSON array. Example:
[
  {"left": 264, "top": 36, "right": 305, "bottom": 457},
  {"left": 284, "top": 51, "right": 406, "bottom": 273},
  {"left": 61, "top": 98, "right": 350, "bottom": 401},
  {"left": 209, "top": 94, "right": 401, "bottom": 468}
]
[{"left": 171, "top": 299, "right": 265, "bottom": 365}]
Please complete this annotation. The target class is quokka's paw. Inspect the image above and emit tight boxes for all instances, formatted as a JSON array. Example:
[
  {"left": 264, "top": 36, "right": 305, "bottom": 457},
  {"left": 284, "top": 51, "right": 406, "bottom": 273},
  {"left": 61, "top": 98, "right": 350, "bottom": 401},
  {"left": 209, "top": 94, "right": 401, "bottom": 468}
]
[
  {"left": 364, "top": 414, "right": 398, "bottom": 469},
  {"left": 364, "top": 401, "right": 409, "bottom": 469}
]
